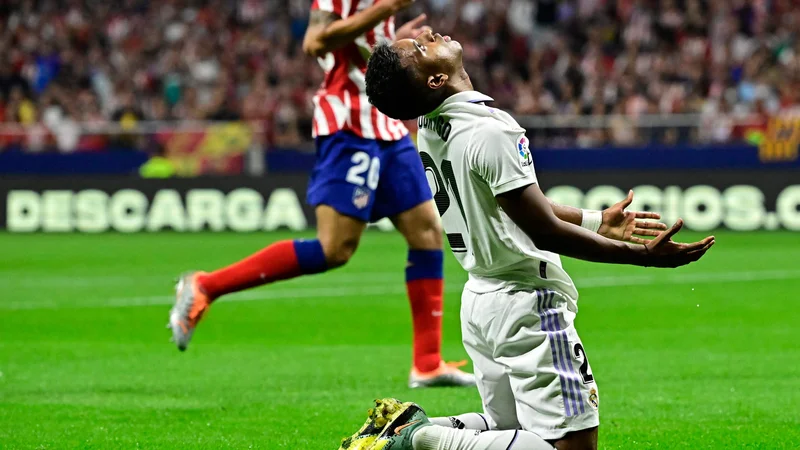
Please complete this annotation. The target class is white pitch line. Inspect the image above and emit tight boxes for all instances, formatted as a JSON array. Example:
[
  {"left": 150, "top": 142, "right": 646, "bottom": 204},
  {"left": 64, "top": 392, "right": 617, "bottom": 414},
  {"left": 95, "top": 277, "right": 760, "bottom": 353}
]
[{"left": 2, "top": 269, "right": 799, "bottom": 311}]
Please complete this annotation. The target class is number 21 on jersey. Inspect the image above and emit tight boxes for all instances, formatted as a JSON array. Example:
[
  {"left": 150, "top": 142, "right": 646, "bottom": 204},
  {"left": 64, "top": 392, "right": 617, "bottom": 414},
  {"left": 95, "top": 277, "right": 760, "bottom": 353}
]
[{"left": 420, "top": 151, "right": 470, "bottom": 254}]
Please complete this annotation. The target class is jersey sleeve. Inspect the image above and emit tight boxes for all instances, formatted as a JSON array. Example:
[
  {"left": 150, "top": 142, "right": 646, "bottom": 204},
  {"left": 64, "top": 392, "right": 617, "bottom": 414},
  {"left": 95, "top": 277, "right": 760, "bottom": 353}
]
[
  {"left": 468, "top": 124, "right": 538, "bottom": 196},
  {"left": 311, "top": 0, "right": 350, "bottom": 16}
]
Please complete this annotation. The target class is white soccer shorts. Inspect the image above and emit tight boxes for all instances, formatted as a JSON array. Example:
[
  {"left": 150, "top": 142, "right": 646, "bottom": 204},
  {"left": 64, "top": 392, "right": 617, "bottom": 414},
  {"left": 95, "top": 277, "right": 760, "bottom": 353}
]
[{"left": 460, "top": 287, "right": 600, "bottom": 441}]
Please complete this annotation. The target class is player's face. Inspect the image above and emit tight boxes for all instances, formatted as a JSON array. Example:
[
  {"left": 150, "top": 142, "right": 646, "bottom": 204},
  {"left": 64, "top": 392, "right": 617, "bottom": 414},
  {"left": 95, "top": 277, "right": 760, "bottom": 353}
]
[{"left": 394, "top": 30, "right": 463, "bottom": 86}]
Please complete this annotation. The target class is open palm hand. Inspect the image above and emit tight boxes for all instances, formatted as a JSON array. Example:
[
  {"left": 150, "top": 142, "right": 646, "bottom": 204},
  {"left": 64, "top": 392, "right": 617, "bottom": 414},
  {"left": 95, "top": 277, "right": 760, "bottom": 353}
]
[{"left": 598, "top": 190, "right": 667, "bottom": 244}]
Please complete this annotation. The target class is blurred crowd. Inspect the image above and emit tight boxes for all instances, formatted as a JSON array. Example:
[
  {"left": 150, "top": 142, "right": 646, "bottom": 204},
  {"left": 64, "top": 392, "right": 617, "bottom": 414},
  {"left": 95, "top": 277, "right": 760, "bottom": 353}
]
[{"left": 2, "top": 0, "right": 799, "bottom": 150}]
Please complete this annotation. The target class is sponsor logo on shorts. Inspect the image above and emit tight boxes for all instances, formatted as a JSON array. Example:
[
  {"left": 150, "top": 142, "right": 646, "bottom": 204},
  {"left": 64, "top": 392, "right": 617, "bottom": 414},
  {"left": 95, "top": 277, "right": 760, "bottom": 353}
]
[
  {"left": 352, "top": 187, "right": 370, "bottom": 209},
  {"left": 517, "top": 136, "right": 533, "bottom": 168},
  {"left": 588, "top": 387, "right": 599, "bottom": 410}
]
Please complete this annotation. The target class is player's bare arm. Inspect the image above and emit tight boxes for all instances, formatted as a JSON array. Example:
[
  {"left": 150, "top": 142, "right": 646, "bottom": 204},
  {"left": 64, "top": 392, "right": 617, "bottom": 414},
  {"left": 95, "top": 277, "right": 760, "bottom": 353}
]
[
  {"left": 302, "top": 0, "right": 422, "bottom": 57},
  {"left": 548, "top": 190, "right": 667, "bottom": 244},
  {"left": 497, "top": 183, "right": 715, "bottom": 268}
]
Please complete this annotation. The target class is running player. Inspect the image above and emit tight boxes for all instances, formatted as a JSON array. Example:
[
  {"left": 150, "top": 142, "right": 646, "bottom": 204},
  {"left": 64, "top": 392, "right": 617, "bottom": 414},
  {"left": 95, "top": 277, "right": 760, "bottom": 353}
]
[
  {"left": 342, "top": 31, "right": 715, "bottom": 450},
  {"left": 167, "top": 2, "right": 475, "bottom": 389}
]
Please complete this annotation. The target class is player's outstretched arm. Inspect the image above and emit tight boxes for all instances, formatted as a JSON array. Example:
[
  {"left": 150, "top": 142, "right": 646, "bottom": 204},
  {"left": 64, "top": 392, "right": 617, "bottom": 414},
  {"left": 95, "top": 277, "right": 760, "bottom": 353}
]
[
  {"left": 548, "top": 190, "right": 668, "bottom": 244},
  {"left": 496, "top": 183, "right": 715, "bottom": 268},
  {"left": 303, "top": 0, "right": 417, "bottom": 57}
]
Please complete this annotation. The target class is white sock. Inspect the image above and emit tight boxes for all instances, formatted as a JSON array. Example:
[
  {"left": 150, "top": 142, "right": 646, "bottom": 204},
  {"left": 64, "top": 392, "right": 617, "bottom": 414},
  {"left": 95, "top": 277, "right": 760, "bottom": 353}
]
[
  {"left": 429, "top": 413, "right": 491, "bottom": 431},
  {"left": 413, "top": 425, "right": 553, "bottom": 450}
]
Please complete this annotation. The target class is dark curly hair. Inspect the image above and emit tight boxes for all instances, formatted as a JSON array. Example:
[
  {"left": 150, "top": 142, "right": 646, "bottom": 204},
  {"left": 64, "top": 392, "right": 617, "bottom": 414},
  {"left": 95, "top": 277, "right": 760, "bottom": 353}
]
[{"left": 365, "top": 42, "right": 441, "bottom": 120}]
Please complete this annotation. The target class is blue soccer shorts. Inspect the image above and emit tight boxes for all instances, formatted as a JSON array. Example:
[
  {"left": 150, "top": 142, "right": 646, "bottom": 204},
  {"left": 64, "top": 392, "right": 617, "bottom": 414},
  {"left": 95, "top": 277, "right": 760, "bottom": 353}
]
[{"left": 306, "top": 131, "right": 433, "bottom": 222}]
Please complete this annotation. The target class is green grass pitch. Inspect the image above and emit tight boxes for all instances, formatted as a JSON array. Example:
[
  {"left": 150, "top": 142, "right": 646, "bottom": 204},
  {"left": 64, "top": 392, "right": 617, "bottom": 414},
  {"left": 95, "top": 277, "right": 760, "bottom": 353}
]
[{"left": 1, "top": 231, "right": 799, "bottom": 449}]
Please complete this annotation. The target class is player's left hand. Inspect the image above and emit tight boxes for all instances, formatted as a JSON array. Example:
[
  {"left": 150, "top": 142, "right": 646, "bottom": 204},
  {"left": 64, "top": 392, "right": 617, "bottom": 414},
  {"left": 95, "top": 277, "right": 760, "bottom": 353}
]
[
  {"left": 396, "top": 14, "right": 431, "bottom": 41},
  {"left": 598, "top": 190, "right": 667, "bottom": 244}
]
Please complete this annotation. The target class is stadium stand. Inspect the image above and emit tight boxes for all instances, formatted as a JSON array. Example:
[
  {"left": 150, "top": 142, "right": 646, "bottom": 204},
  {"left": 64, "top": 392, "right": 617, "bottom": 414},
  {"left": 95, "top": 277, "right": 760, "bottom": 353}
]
[{"left": 0, "top": 0, "right": 798, "bottom": 152}]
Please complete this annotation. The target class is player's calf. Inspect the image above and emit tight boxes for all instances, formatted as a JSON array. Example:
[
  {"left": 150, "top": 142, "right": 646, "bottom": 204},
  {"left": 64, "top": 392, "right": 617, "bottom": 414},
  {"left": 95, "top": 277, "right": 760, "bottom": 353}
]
[
  {"left": 413, "top": 427, "right": 555, "bottom": 450},
  {"left": 392, "top": 201, "right": 473, "bottom": 383},
  {"left": 429, "top": 412, "right": 491, "bottom": 431},
  {"left": 169, "top": 237, "right": 331, "bottom": 351}
]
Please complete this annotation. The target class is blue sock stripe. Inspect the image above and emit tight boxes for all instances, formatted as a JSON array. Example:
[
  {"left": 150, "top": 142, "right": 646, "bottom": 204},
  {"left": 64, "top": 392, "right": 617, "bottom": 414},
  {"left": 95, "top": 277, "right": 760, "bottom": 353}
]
[
  {"left": 293, "top": 239, "right": 327, "bottom": 274},
  {"left": 405, "top": 249, "right": 444, "bottom": 281}
]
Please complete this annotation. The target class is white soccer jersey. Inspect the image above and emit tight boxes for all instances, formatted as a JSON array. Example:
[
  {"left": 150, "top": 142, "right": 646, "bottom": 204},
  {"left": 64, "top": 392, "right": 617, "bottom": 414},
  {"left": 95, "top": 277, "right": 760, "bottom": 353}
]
[{"left": 417, "top": 91, "right": 579, "bottom": 302}]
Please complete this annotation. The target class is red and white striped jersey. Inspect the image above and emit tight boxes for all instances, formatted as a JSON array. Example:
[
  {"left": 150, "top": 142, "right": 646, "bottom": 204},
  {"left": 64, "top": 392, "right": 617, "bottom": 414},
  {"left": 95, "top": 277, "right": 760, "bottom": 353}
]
[{"left": 310, "top": 0, "right": 409, "bottom": 141}]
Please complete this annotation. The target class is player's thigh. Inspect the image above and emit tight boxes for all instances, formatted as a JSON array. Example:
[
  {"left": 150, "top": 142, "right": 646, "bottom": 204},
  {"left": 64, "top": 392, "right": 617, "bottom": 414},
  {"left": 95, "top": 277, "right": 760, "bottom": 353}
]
[
  {"left": 391, "top": 200, "right": 442, "bottom": 250},
  {"left": 461, "top": 289, "right": 521, "bottom": 431},
  {"left": 553, "top": 427, "right": 598, "bottom": 450},
  {"left": 307, "top": 131, "right": 382, "bottom": 224},
  {"left": 371, "top": 136, "right": 435, "bottom": 226},
  {"left": 492, "top": 289, "right": 600, "bottom": 441}
]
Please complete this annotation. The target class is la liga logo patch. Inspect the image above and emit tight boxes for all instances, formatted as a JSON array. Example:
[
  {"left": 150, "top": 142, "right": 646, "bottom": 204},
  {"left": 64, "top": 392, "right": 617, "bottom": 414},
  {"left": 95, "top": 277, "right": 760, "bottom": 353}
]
[{"left": 517, "top": 136, "right": 533, "bottom": 168}]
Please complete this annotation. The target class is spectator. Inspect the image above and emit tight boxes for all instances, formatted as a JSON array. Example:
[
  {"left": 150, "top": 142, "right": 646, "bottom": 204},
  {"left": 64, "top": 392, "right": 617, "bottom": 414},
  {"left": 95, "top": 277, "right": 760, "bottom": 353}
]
[
  {"left": 1, "top": 0, "right": 800, "bottom": 150},
  {"left": 111, "top": 89, "right": 144, "bottom": 128}
]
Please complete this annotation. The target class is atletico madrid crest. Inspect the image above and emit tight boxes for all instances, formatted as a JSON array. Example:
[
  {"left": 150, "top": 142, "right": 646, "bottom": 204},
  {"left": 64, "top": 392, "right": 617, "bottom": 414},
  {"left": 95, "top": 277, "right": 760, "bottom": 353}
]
[{"left": 353, "top": 187, "right": 371, "bottom": 209}]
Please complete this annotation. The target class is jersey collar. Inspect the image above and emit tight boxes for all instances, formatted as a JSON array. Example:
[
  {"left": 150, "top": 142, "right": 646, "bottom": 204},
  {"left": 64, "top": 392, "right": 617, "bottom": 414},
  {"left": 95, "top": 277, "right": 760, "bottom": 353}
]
[{"left": 424, "top": 91, "right": 495, "bottom": 118}]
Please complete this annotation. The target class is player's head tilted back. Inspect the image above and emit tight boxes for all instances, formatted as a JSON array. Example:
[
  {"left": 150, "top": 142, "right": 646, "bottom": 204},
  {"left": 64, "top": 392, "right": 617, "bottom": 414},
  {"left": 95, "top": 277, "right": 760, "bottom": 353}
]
[{"left": 366, "top": 30, "right": 468, "bottom": 120}]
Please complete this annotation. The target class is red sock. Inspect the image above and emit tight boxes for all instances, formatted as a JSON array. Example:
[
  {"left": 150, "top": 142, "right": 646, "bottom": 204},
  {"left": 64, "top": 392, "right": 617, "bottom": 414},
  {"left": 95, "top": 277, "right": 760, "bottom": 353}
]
[
  {"left": 197, "top": 239, "right": 327, "bottom": 300},
  {"left": 407, "top": 278, "right": 444, "bottom": 372}
]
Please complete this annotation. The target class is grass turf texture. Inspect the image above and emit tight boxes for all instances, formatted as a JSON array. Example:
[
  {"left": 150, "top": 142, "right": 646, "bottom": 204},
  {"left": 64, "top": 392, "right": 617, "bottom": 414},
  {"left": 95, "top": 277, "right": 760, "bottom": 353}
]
[{"left": 1, "top": 231, "right": 799, "bottom": 449}]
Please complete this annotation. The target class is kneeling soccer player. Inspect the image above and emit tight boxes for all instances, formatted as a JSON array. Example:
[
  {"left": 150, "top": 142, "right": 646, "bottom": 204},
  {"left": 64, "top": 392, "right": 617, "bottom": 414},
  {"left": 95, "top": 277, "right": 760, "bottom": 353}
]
[{"left": 347, "top": 31, "right": 715, "bottom": 450}]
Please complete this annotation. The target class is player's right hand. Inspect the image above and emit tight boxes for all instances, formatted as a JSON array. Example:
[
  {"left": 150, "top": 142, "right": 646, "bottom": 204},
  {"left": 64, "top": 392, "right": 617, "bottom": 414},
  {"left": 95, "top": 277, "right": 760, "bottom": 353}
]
[
  {"left": 643, "top": 219, "right": 715, "bottom": 268},
  {"left": 396, "top": 13, "right": 430, "bottom": 40}
]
